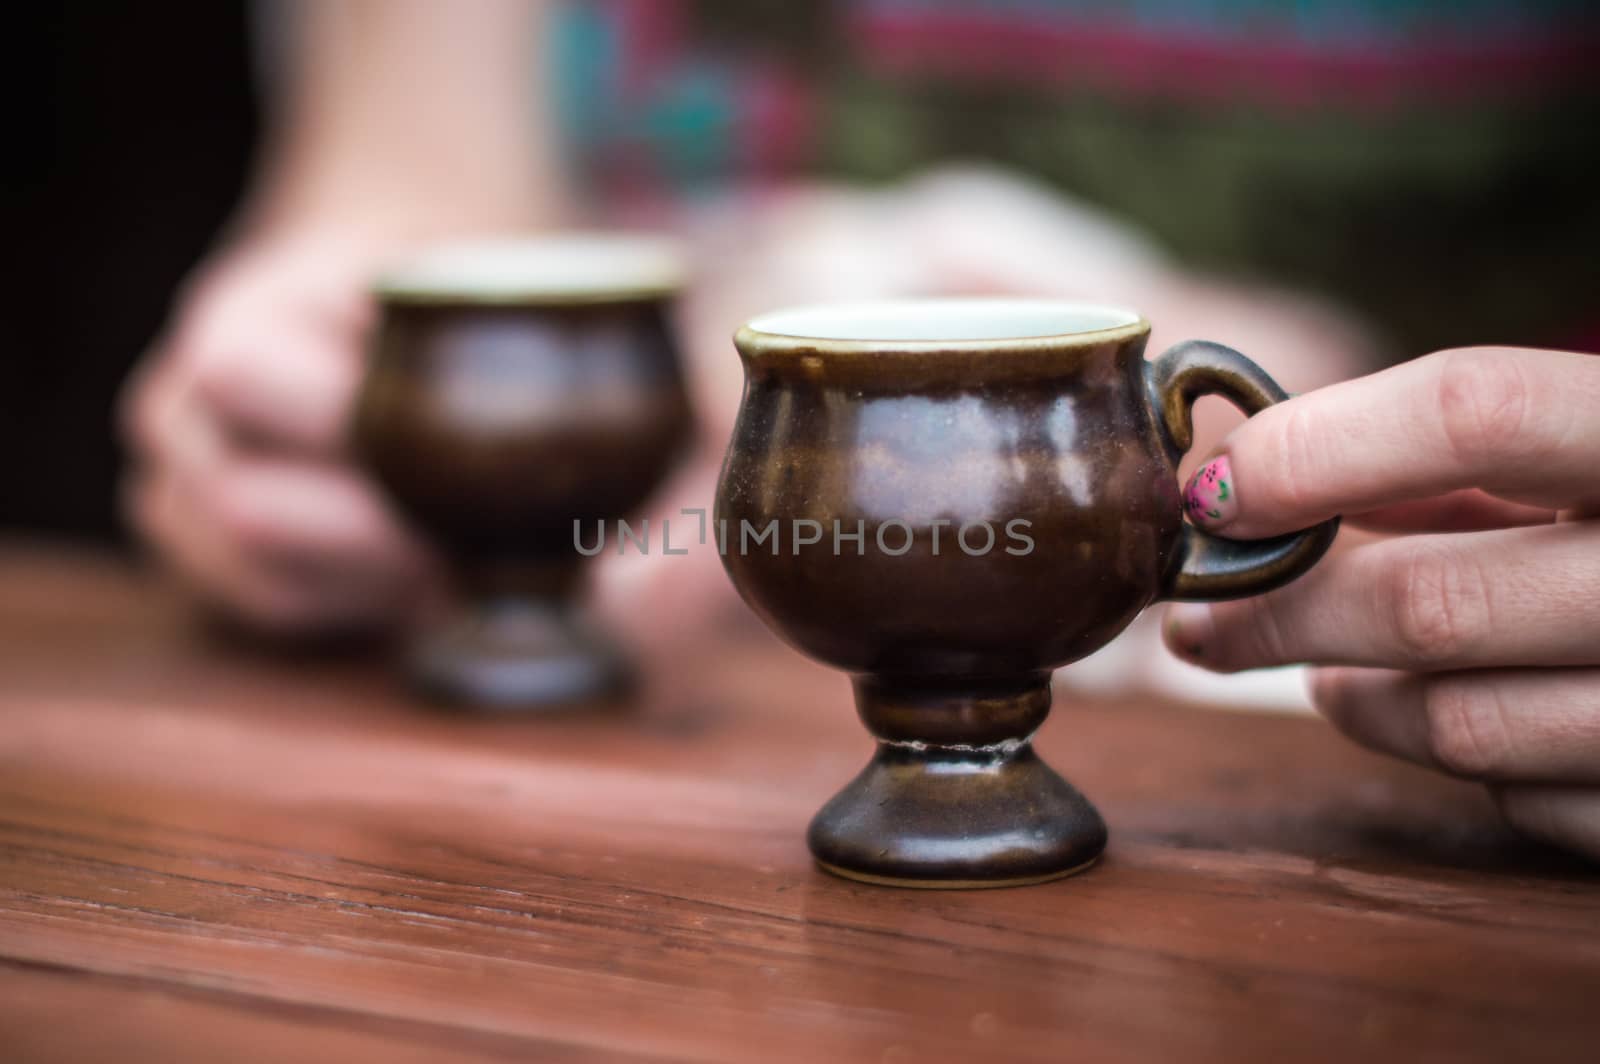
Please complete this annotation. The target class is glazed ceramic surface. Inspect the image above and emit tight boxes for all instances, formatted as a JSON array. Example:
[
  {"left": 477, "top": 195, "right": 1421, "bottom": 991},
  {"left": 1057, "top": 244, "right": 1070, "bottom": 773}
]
[
  {"left": 715, "top": 298, "right": 1337, "bottom": 886},
  {"left": 354, "top": 236, "right": 692, "bottom": 709}
]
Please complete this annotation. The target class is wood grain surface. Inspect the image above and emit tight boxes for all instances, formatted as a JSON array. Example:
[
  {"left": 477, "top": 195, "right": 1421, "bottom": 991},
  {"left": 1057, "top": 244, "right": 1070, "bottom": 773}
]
[{"left": 0, "top": 541, "right": 1596, "bottom": 1063}]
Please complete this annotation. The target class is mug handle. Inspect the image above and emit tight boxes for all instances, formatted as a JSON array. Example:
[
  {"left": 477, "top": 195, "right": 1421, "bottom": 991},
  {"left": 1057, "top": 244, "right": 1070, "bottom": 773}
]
[{"left": 1146, "top": 340, "right": 1340, "bottom": 602}]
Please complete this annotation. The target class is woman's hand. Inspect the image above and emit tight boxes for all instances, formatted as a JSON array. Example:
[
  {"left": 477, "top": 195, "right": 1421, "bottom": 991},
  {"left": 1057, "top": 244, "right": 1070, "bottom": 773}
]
[
  {"left": 119, "top": 0, "right": 563, "bottom": 635},
  {"left": 1164, "top": 347, "right": 1600, "bottom": 858},
  {"left": 121, "top": 236, "right": 441, "bottom": 634}
]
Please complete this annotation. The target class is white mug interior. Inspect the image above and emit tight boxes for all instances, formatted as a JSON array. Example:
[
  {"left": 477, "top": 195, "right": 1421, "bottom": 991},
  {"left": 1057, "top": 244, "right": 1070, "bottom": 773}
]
[
  {"left": 745, "top": 298, "right": 1143, "bottom": 343},
  {"left": 377, "top": 233, "right": 685, "bottom": 301}
]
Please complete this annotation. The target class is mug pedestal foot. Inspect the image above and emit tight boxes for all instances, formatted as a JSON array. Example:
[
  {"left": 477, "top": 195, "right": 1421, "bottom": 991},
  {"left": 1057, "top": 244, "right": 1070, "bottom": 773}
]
[
  {"left": 408, "top": 597, "right": 631, "bottom": 711},
  {"left": 807, "top": 675, "right": 1106, "bottom": 888}
]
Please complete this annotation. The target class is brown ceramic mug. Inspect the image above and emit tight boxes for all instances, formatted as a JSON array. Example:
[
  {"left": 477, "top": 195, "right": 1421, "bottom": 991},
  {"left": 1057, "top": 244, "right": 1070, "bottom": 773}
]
[
  {"left": 715, "top": 299, "right": 1338, "bottom": 887},
  {"left": 353, "top": 236, "right": 693, "bottom": 710}
]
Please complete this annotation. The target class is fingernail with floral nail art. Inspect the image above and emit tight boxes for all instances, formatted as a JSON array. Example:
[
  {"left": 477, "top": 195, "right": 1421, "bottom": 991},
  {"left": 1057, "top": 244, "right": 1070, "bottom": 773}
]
[{"left": 1184, "top": 455, "right": 1237, "bottom": 529}]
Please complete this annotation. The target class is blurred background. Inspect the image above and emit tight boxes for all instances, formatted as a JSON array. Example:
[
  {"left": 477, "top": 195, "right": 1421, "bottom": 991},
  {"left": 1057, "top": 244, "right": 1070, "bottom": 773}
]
[
  {"left": 3, "top": 2, "right": 259, "bottom": 540},
  {"left": 4, "top": 1, "right": 1597, "bottom": 668}
]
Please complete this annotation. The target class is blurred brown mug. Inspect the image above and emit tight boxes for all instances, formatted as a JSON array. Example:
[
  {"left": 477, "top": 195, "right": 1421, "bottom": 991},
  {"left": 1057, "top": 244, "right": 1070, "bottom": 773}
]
[{"left": 354, "top": 235, "right": 693, "bottom": 710}]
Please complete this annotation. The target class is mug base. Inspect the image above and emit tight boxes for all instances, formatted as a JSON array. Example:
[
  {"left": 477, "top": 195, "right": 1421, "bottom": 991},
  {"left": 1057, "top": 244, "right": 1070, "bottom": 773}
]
[
  {"left": 408, "top": 597, "right": 632, "bottom": 712},
  {"left": 814, "top": 854, "right": 1099, "bottom": 890},
  {"left": 806, "top": 742, "right": 1107, "bottom": 888}
]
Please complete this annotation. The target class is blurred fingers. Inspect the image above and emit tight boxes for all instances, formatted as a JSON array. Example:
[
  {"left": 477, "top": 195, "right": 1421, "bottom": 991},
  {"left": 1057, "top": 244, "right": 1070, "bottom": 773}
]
[
  {"left": 188, "top": 319, "right": 363, "bottom": 454},
  {"left": 189, "top": 457, "right": 431, "bottom": 580},
  {"left": 126, "top": 456, "right": 437, "bottom": 632},
  {"left": 125, "top": 262, "right": 368, "bottom": 460},
  {"left": 1309, "top": 666, "right": 1600, "bottom": 783},
  {"left": 129, "top": 469, "right": 333, "bottom": 632},
  {"left": 1494, "top": 786, "right": 1600, "bottom": 862}
]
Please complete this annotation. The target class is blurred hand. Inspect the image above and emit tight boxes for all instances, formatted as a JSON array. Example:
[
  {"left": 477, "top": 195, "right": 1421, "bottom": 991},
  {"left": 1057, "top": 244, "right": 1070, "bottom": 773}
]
[
  {"left": 1164, "top": 348, "right": 1600, "bottom": 858},
  {"left": 121, "top": 234, "right": 441, "bottom": 634}
]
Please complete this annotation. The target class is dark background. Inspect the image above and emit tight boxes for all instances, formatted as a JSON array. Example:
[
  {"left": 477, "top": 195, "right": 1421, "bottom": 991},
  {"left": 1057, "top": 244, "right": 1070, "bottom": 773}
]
[{"left": 1, "top": 1, "right": 259, "bottom": 542}]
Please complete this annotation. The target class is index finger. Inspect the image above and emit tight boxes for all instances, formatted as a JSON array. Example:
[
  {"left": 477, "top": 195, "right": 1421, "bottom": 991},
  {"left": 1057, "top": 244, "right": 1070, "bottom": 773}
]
[
  {"left": 1188, "top": 347, "right": 1600, "bottom": 539},
  {"left": 191, "top": 323, "right": 362, "bottom": 454}
]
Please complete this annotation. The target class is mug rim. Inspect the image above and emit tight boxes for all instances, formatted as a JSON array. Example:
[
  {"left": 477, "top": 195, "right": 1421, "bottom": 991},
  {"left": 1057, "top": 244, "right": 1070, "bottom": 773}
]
[
  {"left": 374, "top": 232, "right": 686, "bottom": 307},
  {"left": 737, "top": 297, "right": 1150, "bottom": 359}
]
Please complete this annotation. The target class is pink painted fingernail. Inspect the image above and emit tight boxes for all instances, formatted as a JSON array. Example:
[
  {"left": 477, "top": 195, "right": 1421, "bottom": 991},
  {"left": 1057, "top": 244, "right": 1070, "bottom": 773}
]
[{"left": 1184, "top": 455, "right": 1237, "bottom": 529}]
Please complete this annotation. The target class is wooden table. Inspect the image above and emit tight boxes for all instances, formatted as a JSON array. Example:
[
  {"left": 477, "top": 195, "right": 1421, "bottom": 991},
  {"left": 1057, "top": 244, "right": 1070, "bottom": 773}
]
[{"left": 1, "top": 541, "right": 1596, "bottom": 1062}]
